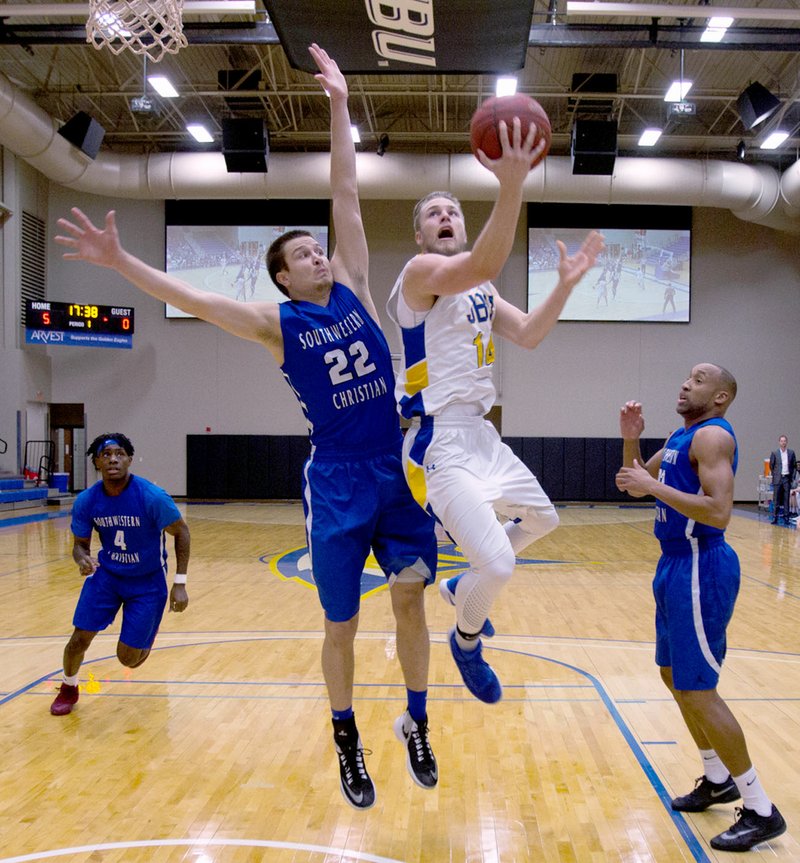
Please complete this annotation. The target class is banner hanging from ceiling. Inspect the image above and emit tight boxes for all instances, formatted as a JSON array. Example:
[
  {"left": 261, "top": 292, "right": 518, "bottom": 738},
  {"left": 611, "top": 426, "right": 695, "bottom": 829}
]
[{"left": 265, "top": 0, "right": 535, "bottom": 74}]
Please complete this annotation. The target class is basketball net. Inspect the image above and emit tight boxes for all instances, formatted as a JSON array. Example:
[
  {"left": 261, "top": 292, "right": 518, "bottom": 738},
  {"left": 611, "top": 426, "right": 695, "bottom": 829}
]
[{"left": 86, "top": 0, "right": 188, "bottom": 62}]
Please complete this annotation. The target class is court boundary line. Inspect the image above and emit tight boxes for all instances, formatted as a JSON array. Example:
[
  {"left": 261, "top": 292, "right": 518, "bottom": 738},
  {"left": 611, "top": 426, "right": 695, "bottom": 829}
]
[
  {"left": 0, "top": 838, "right": 405, "bottom": 863},
  {"left": 4, "top": 635, "right": 717, "bottom": 862}
]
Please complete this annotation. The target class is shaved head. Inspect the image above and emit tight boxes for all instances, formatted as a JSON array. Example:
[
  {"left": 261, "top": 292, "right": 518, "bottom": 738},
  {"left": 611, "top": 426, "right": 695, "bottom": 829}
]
[{"left": 708, "top": 363, "right": 737, "bottom": 406}]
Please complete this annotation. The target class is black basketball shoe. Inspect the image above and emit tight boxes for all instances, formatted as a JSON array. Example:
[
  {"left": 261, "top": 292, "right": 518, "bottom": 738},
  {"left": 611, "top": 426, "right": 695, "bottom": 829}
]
[
  {"left": 671, "top": 775, "right": 740, "bottom": 812},
  {"left": 393, "top": 711, "right": 438, "bottom": 789},
  {"left": 710, "top": 805, "right": 787, "bottom": 852},
  {"left": 334, "top": 732, "right": 375, "bottom": 810}
]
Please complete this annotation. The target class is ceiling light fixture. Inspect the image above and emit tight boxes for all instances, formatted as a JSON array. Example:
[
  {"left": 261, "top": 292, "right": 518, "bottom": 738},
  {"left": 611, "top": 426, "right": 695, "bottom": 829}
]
[
  {"left": 148, "top": 76, "right": 179, "bottom": 98},
  {"left": 700, "top": 16, "right": 733, "bottom": 43},
  {"left": 638, "top": 128, "right": 662, "bottom": 147},
  {"left": 760, "top": 130, "right": 789, "bottom": 150},
  {"left": 350, "top": 126, "right": 361, "bottom": 143},
  {"left": 186, "top": 124, "right": 213, "bottom": 143},
  {"left": 496, "top": 77, "right": 518, "bottom": 97},
  {"left": 664, "top": 81, "right": 692, "bottom": 102}
]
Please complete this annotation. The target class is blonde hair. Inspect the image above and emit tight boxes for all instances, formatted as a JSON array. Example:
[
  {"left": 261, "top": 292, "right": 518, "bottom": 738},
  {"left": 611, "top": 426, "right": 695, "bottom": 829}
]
[{"left": 412, "top": 191, "right": 462, "bottom": 233}]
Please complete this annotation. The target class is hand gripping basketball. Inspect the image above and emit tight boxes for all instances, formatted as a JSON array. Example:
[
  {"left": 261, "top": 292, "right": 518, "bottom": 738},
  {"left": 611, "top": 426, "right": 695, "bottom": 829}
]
[{"left": 469, "top": 95, "right": 551, "bottom": 169}]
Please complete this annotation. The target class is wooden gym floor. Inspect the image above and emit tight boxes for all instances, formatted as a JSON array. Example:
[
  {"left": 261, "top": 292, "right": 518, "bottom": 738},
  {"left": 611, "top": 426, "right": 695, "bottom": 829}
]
[{"left": 1, "top": 502, "right": 798, "bottom": 862}]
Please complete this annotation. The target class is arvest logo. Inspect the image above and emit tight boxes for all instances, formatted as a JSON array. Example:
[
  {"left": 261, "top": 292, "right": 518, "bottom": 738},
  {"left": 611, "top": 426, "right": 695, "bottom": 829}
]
[{"left": 27, "top": 330, "right": 65, "bottom": 343}]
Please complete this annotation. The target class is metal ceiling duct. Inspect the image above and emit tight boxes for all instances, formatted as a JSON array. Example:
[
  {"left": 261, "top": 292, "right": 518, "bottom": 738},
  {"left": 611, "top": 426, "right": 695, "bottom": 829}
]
[{"left": 1, "top": 68, "right": 800, "bottom": 232}]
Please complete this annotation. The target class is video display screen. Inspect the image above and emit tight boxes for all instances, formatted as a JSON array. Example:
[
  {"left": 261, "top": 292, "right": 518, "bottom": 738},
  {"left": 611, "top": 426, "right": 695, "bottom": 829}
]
[
  {"left": 164, "top": 200, "right": 330, "bottom": 318},
  {"left": 527, "top": 204, "right": 692, "bottom": 323}
]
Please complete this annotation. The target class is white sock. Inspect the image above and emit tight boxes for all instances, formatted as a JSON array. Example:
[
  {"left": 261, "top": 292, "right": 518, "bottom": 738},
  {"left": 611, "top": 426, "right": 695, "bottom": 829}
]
[
  {"left": 733, "top": 767, "right": 772, "bottom": 817},
  {"left": 63, "top": 672, "right": 79, "bottom": 686},
  {"left": 700, "top": 748, "right": 730, "bottom": 784}
]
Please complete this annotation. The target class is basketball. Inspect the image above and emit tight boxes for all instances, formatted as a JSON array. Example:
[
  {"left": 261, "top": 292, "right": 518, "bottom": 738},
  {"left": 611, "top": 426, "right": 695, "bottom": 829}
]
[{"left": 469, "top": 94, "right": 551, "bottom": 167}]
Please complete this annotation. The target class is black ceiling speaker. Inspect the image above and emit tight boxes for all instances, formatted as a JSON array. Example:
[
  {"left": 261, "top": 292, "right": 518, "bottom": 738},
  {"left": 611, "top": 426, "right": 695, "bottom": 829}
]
[
  {"left": 737, "top": 82, "right": 780, "bottom": 130},
  {"left": 221, "top": 118, "right": 269, "bottom": 173},
  {"left": 569, "top": 72, "right": 618, "bottom": 116},
  {"left": 57, "top": 111, "right": 105, "bottom": 159},
  {"left": 571, "top": 119, "right": 617, "bottom": 175}
]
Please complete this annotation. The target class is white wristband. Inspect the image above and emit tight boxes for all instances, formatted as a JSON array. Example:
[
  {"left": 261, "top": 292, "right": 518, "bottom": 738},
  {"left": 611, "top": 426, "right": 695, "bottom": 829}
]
[{"left": 173, "top": 573, "right": 187, "bottom": 585}]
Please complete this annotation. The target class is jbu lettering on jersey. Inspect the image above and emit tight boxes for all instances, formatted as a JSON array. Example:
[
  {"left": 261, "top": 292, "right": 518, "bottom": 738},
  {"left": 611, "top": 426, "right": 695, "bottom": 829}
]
[{"left": 466, "top": 290, "right": 494, "bottom": 324}]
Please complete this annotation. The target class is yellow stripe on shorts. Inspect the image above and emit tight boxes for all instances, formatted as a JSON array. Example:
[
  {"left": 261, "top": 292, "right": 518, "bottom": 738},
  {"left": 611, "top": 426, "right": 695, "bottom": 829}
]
[{"left": 406, "top": 459, "right": 428, "bottom": 510}]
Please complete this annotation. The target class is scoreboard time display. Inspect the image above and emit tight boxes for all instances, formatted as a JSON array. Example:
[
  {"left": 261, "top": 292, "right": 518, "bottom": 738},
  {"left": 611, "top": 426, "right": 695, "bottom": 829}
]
[{"left": 25, "top": 300, "right": 135, "bottom": 349}]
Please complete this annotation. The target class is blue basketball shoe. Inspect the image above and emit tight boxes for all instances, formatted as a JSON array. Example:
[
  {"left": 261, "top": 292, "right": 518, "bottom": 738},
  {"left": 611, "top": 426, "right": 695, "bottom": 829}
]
[
  {"left": 448, "top": 628, "right": 502, "bottom": 703},
  {"left": 438, "top": 573, "right": 495, "bottom": 637}
]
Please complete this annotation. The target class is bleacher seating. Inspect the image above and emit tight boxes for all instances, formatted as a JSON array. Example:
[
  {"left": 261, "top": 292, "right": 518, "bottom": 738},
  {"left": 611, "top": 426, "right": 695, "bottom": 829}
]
[{"left": 0, "top": 477, "right": 67, "bottom": 512}]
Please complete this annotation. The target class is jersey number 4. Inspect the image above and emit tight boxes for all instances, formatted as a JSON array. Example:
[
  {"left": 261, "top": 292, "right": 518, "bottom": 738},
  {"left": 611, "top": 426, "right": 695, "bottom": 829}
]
[{"left": 324, "top": 340, "right": 377, "bottom": 385}]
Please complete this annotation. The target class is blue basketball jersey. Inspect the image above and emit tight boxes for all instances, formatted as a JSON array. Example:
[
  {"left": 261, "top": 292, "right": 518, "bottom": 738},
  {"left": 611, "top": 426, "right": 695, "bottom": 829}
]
[
  {"left": 280, "top": 282, "right": 401, "bottom": 458},
  {"left": 71, "top": 475, "right": 182, "bottom": 578},
  {"left": 654, "top": 417, "right": 738, "bottom": 542}
]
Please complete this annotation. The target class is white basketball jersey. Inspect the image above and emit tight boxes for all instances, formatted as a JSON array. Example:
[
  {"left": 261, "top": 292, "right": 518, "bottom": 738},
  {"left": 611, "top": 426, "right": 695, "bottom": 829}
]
[{"left": 387, "top": 260, "right": 498, "bottom": 419}]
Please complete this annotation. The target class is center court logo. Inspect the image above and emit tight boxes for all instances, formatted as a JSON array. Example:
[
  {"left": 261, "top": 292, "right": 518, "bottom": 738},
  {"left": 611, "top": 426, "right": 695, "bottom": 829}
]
[{"left": 266, "top": 542, "right": 564, "bottom": 598}]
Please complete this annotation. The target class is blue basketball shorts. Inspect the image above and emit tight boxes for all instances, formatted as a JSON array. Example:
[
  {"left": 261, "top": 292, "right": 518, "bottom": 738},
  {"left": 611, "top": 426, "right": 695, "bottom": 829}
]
[
  {"left": 72, "top": 566, "right": 169, "bottom": 649},
  {"left": 302, "top": 449, "right": 437, "bottom": 622},
  {"left": 653, "top": 537, "right": 740, "bottom": 690}
]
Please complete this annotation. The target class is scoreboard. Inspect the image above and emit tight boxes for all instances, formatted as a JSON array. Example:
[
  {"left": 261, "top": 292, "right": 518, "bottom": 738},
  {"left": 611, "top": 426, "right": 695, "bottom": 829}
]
[{"left": 25, "top": 300, "right": 135, "bottom": 348}]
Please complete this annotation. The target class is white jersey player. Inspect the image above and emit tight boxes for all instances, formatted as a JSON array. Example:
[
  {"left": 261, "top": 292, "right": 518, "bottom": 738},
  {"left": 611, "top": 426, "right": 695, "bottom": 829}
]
[{"left": 386, "top": 117, "right": 603, "bottom": 704}]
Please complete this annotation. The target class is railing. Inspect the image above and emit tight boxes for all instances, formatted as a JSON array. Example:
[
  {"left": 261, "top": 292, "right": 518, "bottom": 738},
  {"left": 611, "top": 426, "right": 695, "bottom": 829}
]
[{"left": 23, "top": 440, "right": 55, "bottom": 487}]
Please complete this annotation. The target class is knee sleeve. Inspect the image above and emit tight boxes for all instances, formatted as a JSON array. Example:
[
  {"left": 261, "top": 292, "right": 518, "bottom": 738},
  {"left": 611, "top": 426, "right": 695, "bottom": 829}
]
[
  {"left": 456, "top": 545, "right": 516, "bottom": 635},
  {"left": 505, "top": 506, "right": 559, "bottom": 553}
]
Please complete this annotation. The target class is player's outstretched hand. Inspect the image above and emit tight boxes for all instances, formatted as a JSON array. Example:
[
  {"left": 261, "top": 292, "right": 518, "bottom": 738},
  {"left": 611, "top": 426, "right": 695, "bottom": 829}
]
[
  {"left": 309, "top": 43, "right": 348, "bottom": 102},
  {"left": 556, "top": 230, "right": 605, "bottom": 291},
  {"left": 55, "top": 208, "right": 123, "bottom": 269}
]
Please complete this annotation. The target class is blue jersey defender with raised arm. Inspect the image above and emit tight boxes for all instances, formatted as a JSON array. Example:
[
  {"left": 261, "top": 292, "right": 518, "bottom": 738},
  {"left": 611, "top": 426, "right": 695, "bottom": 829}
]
[{"left": 54, "top": 44, "right": 437, "bottom": 809}]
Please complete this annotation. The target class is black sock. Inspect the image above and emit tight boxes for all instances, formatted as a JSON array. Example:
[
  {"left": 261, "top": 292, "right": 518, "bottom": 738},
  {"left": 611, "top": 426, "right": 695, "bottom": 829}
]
[{"left": 332, "top": 715, "right": 358, "bottom": 746}]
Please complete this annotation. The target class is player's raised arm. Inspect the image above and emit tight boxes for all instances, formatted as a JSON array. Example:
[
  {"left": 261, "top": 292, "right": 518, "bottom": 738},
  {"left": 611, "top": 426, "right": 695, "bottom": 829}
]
[
  {"left": 403, "top": 118, "right": 538, "bottom": 306},
  {"left": 55, "top": 208, "right": 283, "bottom": 360},
  {"left": 308, "top": 44, "right": 375, "bottom": 321},
  {"left": 493, "top": 230, "right": 604, "bottom": 349}
]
